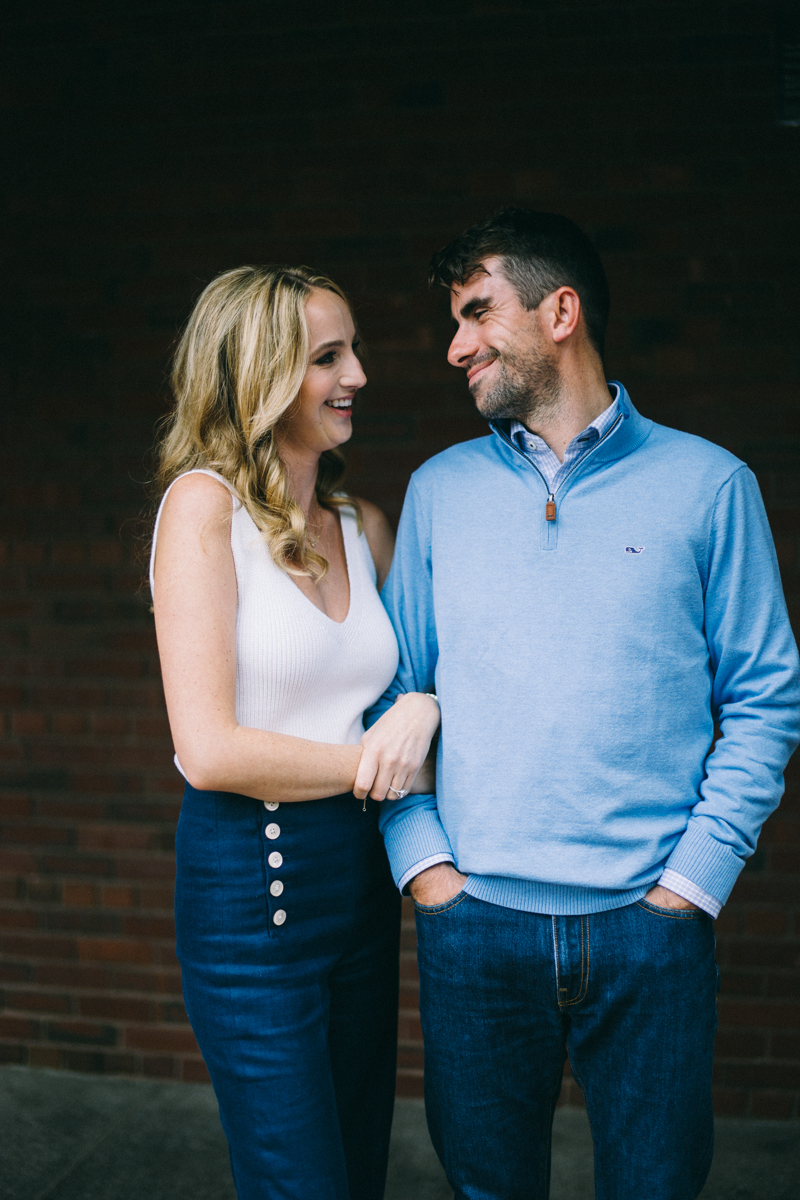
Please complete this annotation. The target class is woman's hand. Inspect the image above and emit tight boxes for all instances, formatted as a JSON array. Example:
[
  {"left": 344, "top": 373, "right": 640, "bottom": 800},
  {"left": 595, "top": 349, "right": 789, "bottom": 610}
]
[{"left": 354, "top": 693, "right": 440, "bottom": 801}]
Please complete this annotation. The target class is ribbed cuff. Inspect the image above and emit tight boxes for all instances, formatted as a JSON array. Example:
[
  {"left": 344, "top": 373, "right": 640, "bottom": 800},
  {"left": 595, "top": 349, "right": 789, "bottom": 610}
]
[
  {"left": 664, "top": 821, "right": 744, "bottom": 906},
  {"left": 381, "top": 805, "right": 454, "bottom": 891}
]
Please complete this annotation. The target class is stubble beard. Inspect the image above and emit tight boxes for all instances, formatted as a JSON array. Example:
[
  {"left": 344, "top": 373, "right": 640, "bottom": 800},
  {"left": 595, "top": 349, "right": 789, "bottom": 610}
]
[{"left": 470, "top": 343, "right": 563, "bottom": 426}]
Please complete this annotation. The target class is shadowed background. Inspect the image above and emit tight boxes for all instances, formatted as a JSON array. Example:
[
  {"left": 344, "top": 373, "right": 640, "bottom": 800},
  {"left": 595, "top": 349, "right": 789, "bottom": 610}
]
[{"left": 1, "top": 0, "right": 799, "bottom": 1117}]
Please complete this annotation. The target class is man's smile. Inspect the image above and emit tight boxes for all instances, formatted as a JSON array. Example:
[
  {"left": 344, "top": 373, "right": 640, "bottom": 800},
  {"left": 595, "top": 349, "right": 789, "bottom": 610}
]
[{"left": 466, "top": 354, "right": 498, "bottom": 385}]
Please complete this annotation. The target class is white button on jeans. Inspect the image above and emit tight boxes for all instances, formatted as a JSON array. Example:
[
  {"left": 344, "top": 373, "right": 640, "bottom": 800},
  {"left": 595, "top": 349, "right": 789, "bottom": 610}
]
[
  {"left": 273, "top": 909, "right": 287, "bottom": 926},
  {"left": 270, "top": 880, "right": 284, "bottom": 897},
  {"left": 268, "top": 852, "right": 283, "bottom": 869},
  {"left": 263, "top": 802, "right": 279, "bottom": 811},
  {"left": 265, "top": 824, "right": 280, "bottom": 840}
]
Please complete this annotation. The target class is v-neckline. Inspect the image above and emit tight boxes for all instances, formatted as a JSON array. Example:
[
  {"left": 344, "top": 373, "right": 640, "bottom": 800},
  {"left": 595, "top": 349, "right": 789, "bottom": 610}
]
[{"left": 284, "top": 508, "right": 353, "bottom": 627}]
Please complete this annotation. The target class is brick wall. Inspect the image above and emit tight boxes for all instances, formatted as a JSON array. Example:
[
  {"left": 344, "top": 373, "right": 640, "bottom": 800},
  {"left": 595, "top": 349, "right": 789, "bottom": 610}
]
[{"left": 1, "top": 0, "right": 799, "bottom": 1115}]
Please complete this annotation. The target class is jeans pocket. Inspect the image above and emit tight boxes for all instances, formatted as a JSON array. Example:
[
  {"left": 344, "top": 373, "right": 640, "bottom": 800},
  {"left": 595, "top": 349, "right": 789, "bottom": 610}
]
[
  {"left": 636, "top": 898, "right": 704, "bottom": 920},
  {"left": 413, "top": 885, "right": 470, "bottom": 915}
]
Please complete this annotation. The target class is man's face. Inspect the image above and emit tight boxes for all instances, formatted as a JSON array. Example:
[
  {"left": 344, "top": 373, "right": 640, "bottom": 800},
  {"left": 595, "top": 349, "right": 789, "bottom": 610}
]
[{"left": 447, "top": 256, "right": 561, "bottom": 424}]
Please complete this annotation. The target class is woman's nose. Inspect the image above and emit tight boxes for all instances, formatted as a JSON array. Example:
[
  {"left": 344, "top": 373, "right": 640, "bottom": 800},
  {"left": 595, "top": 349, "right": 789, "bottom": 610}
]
[{"left": 342, "top": 354, "right": 367, "bottom": 389}]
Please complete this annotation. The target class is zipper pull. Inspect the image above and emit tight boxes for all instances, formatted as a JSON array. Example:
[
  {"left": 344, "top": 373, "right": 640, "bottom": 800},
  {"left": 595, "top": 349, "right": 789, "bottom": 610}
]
[{"left": 545, "top": 493, "right": 556, "bottom": 522}]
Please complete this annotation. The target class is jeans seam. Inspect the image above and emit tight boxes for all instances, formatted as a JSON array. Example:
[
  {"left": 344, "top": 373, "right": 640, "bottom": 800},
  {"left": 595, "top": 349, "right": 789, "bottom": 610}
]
[
  {"left": 562, "top": 915, "right": 590, "bottom": 1007},
  {"left": 552, "top": 917, "right": 562, "bottom": 1007},
  {"left": 636, "top": 900, "right": 702, "bottom": 920},
  {"left": 414, "top": 891, "right": 469, "bottom": 915},
  {"left": 554, "top": 915, "right": 591, "bottom": 1008}
]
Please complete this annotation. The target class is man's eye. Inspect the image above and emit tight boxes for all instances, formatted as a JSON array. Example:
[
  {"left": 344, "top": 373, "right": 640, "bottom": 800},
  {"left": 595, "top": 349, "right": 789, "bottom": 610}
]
[{"left": 474, "top": 310, "right": 488, "bottom": 320}]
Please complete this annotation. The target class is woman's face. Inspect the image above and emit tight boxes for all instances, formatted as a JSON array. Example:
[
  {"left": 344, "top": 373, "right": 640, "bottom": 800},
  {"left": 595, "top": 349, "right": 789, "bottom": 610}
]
[{"left": 279, "top": 288, "right": 366, "bottom": 458}]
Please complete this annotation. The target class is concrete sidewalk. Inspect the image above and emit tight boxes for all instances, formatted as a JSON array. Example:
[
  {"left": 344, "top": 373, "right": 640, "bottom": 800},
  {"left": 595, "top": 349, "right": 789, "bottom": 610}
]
[{"left": 1, "top": 1066, "right": 798, "bottom": 1199}]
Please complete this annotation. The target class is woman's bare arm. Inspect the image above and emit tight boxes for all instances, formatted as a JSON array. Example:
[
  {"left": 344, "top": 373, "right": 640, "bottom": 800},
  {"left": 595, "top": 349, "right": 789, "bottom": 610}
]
[{"left": 153, "top": 474, "right": 362, "bottom": 802}]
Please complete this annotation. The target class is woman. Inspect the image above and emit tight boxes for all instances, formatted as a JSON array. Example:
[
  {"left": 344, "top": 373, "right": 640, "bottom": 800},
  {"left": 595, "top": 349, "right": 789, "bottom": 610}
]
[{"left": 149, "top": 265, "right": 440, "bottom": 1200}]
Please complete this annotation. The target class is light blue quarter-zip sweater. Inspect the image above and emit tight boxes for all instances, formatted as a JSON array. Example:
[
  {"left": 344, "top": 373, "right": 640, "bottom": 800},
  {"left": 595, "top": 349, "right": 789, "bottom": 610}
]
[{"left": 370, "top": 385, "right": 800, "bottom": 915}]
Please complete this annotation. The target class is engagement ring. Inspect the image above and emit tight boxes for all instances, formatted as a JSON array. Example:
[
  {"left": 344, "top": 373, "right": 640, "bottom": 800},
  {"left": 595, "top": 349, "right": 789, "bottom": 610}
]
[{"left": 387, "top": 786, "right": 409, "bottom": 799}]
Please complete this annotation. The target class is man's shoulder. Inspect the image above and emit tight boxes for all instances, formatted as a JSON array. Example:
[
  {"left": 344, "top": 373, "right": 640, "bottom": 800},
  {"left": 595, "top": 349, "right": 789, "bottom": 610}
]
[
  {"left": 410, "top": 435, "right": 499, "bottom": 489},
  {"left": 644, "top": 421, "right": 747, "bottom": 484}
]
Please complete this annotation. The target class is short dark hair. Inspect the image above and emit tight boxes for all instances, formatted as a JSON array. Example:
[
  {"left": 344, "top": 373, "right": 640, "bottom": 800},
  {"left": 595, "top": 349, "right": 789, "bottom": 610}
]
[{"left": 428, "top": 207, "right": 610, "bottom": 358}]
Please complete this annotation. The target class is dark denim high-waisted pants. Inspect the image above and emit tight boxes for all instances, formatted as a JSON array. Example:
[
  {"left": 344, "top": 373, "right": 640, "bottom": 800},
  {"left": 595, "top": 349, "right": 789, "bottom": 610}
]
[{"left": 175, "top": 783, "right": 401, "bottom": 1200}]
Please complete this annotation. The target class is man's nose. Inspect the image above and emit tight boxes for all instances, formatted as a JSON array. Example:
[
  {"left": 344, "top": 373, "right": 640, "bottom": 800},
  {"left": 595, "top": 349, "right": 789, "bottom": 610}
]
[{"left": 447, "top": 326, "right": 479, "bottom": 368}]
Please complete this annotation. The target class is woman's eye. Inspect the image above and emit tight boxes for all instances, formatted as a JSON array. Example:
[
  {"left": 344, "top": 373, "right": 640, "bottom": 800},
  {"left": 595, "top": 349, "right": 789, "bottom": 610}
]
[{"left": 315, "top": 352, "right": 336, "bottom": 365}]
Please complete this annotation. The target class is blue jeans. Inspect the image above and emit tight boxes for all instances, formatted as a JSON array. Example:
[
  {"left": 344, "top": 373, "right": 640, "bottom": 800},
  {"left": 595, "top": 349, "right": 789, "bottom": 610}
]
[
  {"left": 415, "top": 891, "right": 718, "bottom": 1200},
  {"left": 175, "top": 784, "right": 400, "bottom": 1200}
]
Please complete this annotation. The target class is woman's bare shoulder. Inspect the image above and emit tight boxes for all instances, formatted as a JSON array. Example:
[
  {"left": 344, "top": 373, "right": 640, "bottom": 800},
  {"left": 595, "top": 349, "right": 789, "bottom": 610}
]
[{"left": 160, "top": 472, "right": 234, "bottom": 525}]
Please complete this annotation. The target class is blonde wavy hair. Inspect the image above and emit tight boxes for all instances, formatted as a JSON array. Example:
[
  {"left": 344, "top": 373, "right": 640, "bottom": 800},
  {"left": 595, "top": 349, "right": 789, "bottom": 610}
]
[{"left": 155, "top": 264, "right": 360, "bottom": 580}]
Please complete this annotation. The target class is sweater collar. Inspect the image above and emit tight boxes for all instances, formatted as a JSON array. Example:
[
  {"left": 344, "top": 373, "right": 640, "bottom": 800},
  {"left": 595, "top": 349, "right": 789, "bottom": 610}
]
[{"left": 489, "top": 381, "right": 652, "bottom": 470}]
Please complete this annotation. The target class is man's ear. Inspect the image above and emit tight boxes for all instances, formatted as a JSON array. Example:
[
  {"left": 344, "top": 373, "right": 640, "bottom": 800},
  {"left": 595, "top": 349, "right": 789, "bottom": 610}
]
[{"left": 542, "top": 287, "right": 581, "bottom": 345}]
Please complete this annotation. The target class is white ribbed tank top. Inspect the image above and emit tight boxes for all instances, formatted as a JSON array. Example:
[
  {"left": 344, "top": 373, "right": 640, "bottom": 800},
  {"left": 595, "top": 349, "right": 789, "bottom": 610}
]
[{"left": 150, "top": 469, "right": 399, "bottom": 752}]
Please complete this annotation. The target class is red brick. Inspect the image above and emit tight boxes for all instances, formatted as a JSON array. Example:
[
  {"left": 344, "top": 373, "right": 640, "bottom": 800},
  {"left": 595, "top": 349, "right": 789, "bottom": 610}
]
[
  {"left": 395, "top": 1069, "right": 424, "bottom": 1098},
  {"left": 0, "top": 1015, "right": 40, "bottom": 1039},
  {"left": 124, "top": 1026, "right": 198, "bottom": 1054},
  {"left": 101, "top": 886, "right": 136, "bottom": 908},
  {"left": 79, "top": 996, "right": 156, "bottom": 1022},
  {"left": 5, "top": 991, "right": 72, "bottom": 1015},
  {"left": 46, "top": 1020, "right": 118, "bottom": 1046},
  {"left": 52, "top": 714, "right": 89, "bottom": 736},
  {"left": 744, "top": 910, "right": 789, "bottom": 937},
  {"left": 771, "top": 1032, "right": 800, "bottom": 1059},
  {"left": 728, "top": 942, "right": 800, "bottom": 970},
  {"left": 717, "top": 1001, "right": 800, "bottom": 1029},
  {"left": 1, "top": 934, "right": 78, "bottom": 960},
  {"left": 12, "top": 713, "right": 47, "bottom": 736},
  {"left": 109, "top": 967, "right": 182, "bottom": 995},
  {"left": 0, "top": 1044, "right": 28, "bottom": 1065},
  {"left": 0, "top": 910, "right": 37, "bottom": 930},
  {"left": 122, "top": 915, "right": 174, "bottom": 939},
  {"left": 62, "top": 884, "right": 98, "bottom": 907},
  {"left": 712, "top": 1088, "right": 749, "bottom": 1117},
  {"left": 715, "top": 1030, "right": 768, "bottom": 1058},
  {"left": 181, "top": 1058, "right": 211, "bottom": 1084},
  {"left": 142, "top": 1055, "right": 180, "bottom": 1078},
  {"left": 0, "top": 796, "right": 32, "bottom": 818},
  {"left": 77, "top": 938, "right": 153, "bottom": 965},
  {"left": 27, "top": 1047, "right": 63, "bottom": 1069},
  {"left": 750, "top": 1091, "right": 798, "bottom": 1120}
]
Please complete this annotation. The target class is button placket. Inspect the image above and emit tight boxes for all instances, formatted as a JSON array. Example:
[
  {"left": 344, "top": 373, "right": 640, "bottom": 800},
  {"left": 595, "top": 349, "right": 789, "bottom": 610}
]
[{"left": 264, "top": 817, "right": 286, "bottom": 927}]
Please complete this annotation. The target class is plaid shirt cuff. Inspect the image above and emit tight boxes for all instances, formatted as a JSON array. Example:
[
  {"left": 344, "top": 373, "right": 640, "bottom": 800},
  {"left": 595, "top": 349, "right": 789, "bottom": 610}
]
[
  {"left": 659, "top": 869, "right": 722, "bottom": 918},
  {"left": 397, "top": 854, "right": 455, "bottom": 896}
]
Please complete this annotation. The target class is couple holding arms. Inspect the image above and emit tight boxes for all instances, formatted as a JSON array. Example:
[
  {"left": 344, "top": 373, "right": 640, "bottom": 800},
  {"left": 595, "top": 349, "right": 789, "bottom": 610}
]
[{"left": 150, "top": 209, "right": 800, "bottom": 1200}]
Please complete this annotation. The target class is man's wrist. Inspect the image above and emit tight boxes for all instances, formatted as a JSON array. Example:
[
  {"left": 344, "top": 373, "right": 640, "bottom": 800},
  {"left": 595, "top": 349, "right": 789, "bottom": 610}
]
[
  {"left": 397, "top": 854, "right": 453, "bottom": 895},
  {"left": 408, "top": 861, "right": 468, "bottom": 905}
]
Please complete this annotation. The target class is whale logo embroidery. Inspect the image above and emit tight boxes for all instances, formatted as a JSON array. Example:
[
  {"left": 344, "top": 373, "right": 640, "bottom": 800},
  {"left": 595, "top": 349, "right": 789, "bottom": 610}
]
[{"left": 625, "top": 546, "right": 645, "bottom": 554}]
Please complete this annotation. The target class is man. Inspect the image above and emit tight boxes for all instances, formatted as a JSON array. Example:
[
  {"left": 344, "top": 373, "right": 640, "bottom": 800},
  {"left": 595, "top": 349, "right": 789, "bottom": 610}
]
[{"left": 370, "top": 209, "right": 800, "bottom": 1200}]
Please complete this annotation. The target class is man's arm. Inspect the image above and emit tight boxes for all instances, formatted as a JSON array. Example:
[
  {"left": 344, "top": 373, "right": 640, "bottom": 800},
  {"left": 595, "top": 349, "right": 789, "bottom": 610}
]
[
  {"left": 661, "top": 466, "right": 800, "bottom": 911},
  {"left": 366, "top": 478, "right": 466, "bottom": 900}
]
